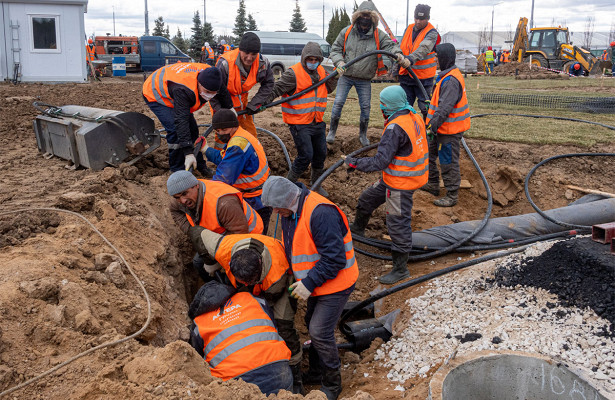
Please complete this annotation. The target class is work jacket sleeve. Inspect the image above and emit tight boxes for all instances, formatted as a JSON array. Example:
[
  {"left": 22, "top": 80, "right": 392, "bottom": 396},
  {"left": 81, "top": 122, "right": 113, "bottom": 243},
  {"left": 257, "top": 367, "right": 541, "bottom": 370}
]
[
  {"left": 216, "top": 194, "right": 250, "bottom": 234},
  {"left": 330, "top": 28, "right": 348, "bottom": 66},
  {"left": 430, "top": 76, "right": 462, "bottom": 134},
  {"left": 378, "top": 28, "right": 403, "bottom": 55},
  {"left": 300, "top": 204, "right": 348, "bottom": 292},
  {"left": 205, "top": 146, "right": 223, "bottom": 164},
  {"left": 324, "top": 70, "right": 339, "bottom": 93},
  {"left": 408, "top": 29, "right": 439, "bottom": 64},
  {"left": 169, "top": 199, "right": 191, "bottom": 235},
  {"left": 353, "top": 124, "right": 409, "bottom": 172},
  {"left": 267, "top": 68, "right": 297, "bottom": 103},
  {"left": 169, "top": 84, "right": 198, "bottom": 153},
  {"left": 214, "top": 83, "right": 234, "bottom": 110},
  {"left": 189, "top": 322, "right": 205, "bottom": 358},
  {"left": 247, "top": 56, "right": 275, "bottom": 110},
  {"left": 211, "top": 141, "right": 252, "bottom": 185},
  {"left": 209, "top": 58, "right": 230, "bottom": 112}
]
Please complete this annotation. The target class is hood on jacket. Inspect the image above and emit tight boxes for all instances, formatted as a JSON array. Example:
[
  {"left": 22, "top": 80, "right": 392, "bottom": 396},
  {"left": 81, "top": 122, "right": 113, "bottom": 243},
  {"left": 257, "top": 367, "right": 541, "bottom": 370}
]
[
  {"left": 188, "top": 280, "right": 236, "bottom": 320},
  {"left": 351, "top": 1, "right": 379, "bottom": 27},
  {"left": 436, "top": 43, "right": 456, "bottom": 71},
  {"left": 301, "top": 41, "right": 324, "bottom": 67}
]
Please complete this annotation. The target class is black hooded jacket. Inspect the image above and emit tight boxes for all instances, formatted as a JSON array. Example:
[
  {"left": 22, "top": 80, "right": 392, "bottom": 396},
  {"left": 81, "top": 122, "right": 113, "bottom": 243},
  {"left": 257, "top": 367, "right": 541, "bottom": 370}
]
[{"left": 429, "top": 43, "right": 465, "bottom": 135}]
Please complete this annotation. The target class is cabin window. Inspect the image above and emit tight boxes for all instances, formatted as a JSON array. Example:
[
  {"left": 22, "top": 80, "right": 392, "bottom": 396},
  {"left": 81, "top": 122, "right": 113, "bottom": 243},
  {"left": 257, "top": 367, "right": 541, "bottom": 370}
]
[{"left": 30, "top": 15, "right": 60, "bottom": 52}]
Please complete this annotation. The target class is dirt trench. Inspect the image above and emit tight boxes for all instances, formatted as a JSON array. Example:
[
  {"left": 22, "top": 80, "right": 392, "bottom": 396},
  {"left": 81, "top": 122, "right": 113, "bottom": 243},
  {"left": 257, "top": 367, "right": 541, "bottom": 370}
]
[{"left": 1, "top": 79, "right": 614, "bottom": 400}]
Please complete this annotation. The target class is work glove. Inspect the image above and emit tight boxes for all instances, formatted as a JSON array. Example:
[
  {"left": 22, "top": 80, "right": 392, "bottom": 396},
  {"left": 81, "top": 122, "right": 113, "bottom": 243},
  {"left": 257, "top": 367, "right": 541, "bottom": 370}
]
[
  {"left": 203, "top": 261, "right": 222, "bottom": 275},
  {"left": 184, "top": 153, "right": 197, "bottom": 171},
  {"left": 245, "top": 104, "right": 263, "bottom": 115},
  {"left": 336, "top": 62, "right": 347, "bottom": 76},
  {"left": 194, "top": 136, "right": 209, "bottom": 155},
  {"left": 289, "top": 281, "right": 311, "bottom": 300},
  {"left": 396, "top": 54, "right": 411, "bottom": 69},
  {"left": 341, "top": 155, "right": 357, "bottom": 170},
  {"left": 426, "top": 124, "right": 435, "bottom": 141}
]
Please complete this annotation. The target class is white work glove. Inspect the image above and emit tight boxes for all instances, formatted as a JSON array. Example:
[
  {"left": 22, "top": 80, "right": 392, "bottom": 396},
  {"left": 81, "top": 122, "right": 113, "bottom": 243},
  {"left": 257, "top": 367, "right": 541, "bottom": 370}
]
[
  {"left": 397, "top": 54, "right": 411, "bottom": 69},
  {"left": 184, "top": 153, "right": 197, "bottom": 171},
  {"left": 203, "top": 262, "right": 222, "bottom": 275},
  {"left": 289, "top": 281, "right": 312, "bottom": 300},
  {"left": 336, "top": 62, "right": 346, "bottom": 76}
]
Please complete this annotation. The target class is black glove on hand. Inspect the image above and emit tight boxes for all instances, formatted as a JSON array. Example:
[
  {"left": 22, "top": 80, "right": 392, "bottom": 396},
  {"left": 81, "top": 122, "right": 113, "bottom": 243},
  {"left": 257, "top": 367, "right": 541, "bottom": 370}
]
[
  {"left": 245, "top": 104, "right": 261, "bottom": 115},
  {"left": 188, "top": 226, "right": 208, "bottom": 255}
]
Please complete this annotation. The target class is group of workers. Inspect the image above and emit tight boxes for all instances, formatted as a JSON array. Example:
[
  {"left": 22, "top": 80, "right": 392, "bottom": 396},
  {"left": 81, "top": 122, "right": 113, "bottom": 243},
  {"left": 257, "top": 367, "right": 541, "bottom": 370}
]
[{"left": 141, "top": 2, "right": 470, "bottom": 398}]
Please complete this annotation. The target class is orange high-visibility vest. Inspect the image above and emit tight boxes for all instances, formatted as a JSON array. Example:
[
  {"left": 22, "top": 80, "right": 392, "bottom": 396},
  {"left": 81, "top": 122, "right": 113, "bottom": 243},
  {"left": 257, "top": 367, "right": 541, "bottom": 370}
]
[
  {"left": 221, "top": 127, "right": 270, "bottom": 197},
  {"left": 221, "top": 49, "right": 260, "bottom": 111},
  {"left": 206, "top": 47, "right": 215, "bottom": 60},
  {"left": 214, "top": 234, "right": 289, "bottom": 295},
  {"left": 86, "top": 44, "right": 96, "bottom": 62},
  {"left": 287, "top": 192, "right": 358, "bottom": 296},
  {"left": 142, "top": 63, "right": 212, "bottom": 113},
  {"left": 222, "top": 44, "right": 232, "bottom": 54},
  {"left": 381, "top": 113, "right": 429, "bottom": 191},
  {"left": 343, "top": 25, "right": 387, "bottom": 76},
  {"left": 193, "top": 291, "right": 290, "bottom": 380},
  {"left": 503, "top": 52, "right": 510, "bottom": 63},
  {"left": 185, "top": 180, "right": 263, "bottom": 234},
  {"left": 281, "top": 63, "right": 328, "bottom": 124},
  {"left": 602, "top": 51, "right": 608, "bottom": 61},
  {"left": 399, "top": 22, "right": 440, "bottom": 79},
  {"left": 426, "top": 68, "right": 471, "bottom": 135}
]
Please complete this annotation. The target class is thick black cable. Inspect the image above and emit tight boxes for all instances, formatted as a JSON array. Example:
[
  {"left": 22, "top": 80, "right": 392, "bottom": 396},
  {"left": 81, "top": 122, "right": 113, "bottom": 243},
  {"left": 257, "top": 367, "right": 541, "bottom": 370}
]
[
  {"left": 470, "top": 113, "right": 615, "bottom": 131},
  {"left": 524, "top": 153, "right": 615, "bottom": 230}
]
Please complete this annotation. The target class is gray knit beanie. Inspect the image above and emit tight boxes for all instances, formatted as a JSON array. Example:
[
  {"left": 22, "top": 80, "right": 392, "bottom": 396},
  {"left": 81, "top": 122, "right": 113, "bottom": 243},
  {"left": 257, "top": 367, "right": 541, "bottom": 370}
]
[
  {"left": 261, "top": 176, "right": 301, "bottom": 209},
  {"left": 167, "top": 170, "right": 199, "bottom": 196}
]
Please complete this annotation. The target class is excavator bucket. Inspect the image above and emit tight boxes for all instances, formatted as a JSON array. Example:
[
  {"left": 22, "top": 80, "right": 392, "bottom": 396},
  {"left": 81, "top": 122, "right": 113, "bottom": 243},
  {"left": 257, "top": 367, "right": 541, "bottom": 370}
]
[{"left": 588, "top": 61, "right": 602, "bottom": 76}]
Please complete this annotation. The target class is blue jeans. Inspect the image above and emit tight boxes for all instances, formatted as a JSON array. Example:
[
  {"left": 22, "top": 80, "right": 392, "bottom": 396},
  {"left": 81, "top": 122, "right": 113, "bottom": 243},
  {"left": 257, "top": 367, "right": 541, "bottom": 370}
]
[
  {"left": 239, "top": 361, "right": 293, "bottom": 395},
  {"left": 289, "top": 122, "right": 327, "bottom": 175},
  {"left": 305, "top": 284, "right": 354, "bottom": 369},
  {"left": 330, "top": 75, "right": 372, "bottom": 121},
  {"left": 145, "top": 101, "right": 207, "bottom": 173},
  {"left": 398, "top": 75, "right": 433, "bottom": 116}
]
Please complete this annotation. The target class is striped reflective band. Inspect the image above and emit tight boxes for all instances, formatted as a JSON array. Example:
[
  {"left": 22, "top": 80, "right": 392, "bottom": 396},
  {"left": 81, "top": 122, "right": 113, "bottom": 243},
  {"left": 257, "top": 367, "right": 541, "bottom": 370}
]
[
  {"left": 235, "top": 163, "right": 270, "bottom": 185},
  {"left": 389, "top": 153, "right": 429, "bottom": 168},
  {"left": 152, "top": 69, "right": 172, "bottom": 107},
  {"left": 412, "top": 61, "right": 437, "bottom": 70},
  {"left": 292, "top": 241, "right": 355, "bottom": 280},
  {"left": 384, "top": 164, "right": 428, "bottom": 177},
  {"left": 445, "top": 114, "right": 470, "bottom": 123},
  {"left": 204, "top": 319, "right": 274, "bottom": 356},
  {"left": 281, "top": 106, "right": 327, "bottom": 115},
  {"left": 284, "top": 96, "right": 328, "bottom": 106},
  {"left": 245, "top": 206, "right": 257, "bottom": 232},
  {"left": 209, "top": 332, "right": 283, "bottom": 368},
  {"left": 167, "top": 143, "right": 181, "bottom": 149},
  {"left": 428, "top": 104, "right": 468, "bottom": 114}
]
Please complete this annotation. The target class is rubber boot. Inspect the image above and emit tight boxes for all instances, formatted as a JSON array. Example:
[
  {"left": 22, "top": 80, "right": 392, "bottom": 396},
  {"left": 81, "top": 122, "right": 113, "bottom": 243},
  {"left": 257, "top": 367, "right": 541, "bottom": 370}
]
[
  {"left": 434, "top": 190, "right": 458, "bottom": 207},
  {"left": 311, "top": 168, "right": 329, "bottom": 197},
  {"left": 286, "top": 169, "right": 301, "bottom": 183},
  {"left": 359, "top": 119, "right": 370, "bottom": 147},
  {"left": 320, "top": 366, "right": 342, "bottom": 400},
  {"left": 379, "top": 251, "right": 410, "bottom": 284},
  {"left": 419, "top": 182, "right": 440, "bottom": 196},
  {"left": 290, "top": 364, "right": 305, "bottom": 395},
  {"left": 326, "top": 116, "right": 340, "bottom": 144},
  {"left": 302, "top": 346, "right": 322, "bottom": 385},
  {"left": 349, "top": 210, "right": 372, "bottom": 236}
]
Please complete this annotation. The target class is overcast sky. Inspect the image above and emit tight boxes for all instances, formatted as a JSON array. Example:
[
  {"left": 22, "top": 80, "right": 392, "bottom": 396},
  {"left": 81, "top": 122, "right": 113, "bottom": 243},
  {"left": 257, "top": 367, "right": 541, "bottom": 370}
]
[{"left": 84, "top": 0, "right": 613, "bottom": 41}]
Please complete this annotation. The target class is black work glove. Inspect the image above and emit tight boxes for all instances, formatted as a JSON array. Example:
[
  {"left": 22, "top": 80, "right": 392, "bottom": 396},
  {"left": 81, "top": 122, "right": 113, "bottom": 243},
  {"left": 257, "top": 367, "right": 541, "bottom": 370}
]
[
  {"left": 188, "top": 225, "right": 208, "bottom": 256},
  {"left": 245, "top": 103, "right": 262, "bottom": 115}
]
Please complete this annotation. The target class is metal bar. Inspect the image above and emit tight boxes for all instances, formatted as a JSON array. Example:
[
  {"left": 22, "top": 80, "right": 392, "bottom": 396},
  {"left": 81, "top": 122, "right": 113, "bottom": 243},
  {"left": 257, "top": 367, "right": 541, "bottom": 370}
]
[
  {"left": 591, "top": 221, "right": 615, "bottom": 244},
  {"left": 611, "top": 237, "right": 615, "bottom": 255}
]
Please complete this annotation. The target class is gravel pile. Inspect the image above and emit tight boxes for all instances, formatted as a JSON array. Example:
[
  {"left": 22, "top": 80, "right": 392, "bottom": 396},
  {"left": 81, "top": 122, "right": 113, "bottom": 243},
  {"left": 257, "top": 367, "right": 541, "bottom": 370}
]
[{"left": 375, "top": 240, "right": 615, "bottom": 395}]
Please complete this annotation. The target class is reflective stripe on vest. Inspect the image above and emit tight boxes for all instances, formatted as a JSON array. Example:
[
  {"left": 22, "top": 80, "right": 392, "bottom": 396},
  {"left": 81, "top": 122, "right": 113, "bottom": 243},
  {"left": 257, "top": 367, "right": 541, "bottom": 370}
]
[
  {"left": 485, "top": 50, "right": 495, "bottom": 62},
  {"left": 381, "top": 113, "right": 429, "bottom": 190},
  {"left": 185, "top": 180, "right": 263, "bottom": 234},
  {"left": 222, "top": 49, "right": 259, "bottom": 111},
  {"left": 207, "top": 47, "right": 215, "bottom": 60},
  {"left": 281, "top": 63, "right": 328, "bottom": 124},
  {"left": 426, "top": 68, "right": 471, "bottom": 135},
  {"left": 221, "top": 128, "right": 270, "bottom": 197},
  {"left": 193, "top": 292, "right": 290, "bottom": 380},
  {"left": 286, "top": 192, "right": 358, "bottom": 296},
  {"left": 142, "top": 63, "right": 211, "bottom": 113},
  {"left": 343, "top": 25, "right": 387, "bottom": 77},
  {"left": 214, "top": 234, "right": 289, "bottom": 294},
  {"left": 399, "top": 22, "right": 440, "bottom": 79}
]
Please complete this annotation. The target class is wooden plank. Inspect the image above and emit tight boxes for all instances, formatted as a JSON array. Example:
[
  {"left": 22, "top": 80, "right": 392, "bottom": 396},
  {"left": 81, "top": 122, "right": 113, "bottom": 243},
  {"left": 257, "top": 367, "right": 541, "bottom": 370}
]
[{"left": 566, "top": 185, "right": 615, "bottom": 198}]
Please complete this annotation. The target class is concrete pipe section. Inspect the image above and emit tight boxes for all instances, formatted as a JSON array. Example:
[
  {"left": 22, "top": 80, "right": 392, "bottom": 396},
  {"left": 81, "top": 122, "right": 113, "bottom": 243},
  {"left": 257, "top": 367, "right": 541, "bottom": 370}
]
[{"left": 429, "top": 350, "right": 611, "bottom": 400}]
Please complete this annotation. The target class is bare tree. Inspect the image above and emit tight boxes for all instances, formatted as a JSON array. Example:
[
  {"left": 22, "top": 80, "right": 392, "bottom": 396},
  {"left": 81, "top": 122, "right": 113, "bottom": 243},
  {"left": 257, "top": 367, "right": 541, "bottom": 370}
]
[
  {"left": 478, "top": 25, "right": 490, "bottom": 54},
  {"left": 609, "top": 21, "right": 615, "bottom": 45},
  {"left": 583, "top": 16, "right": 595, "bottom": 49},
  {"left": 506, "top": 24, "right": 514, "bottom": 44}
]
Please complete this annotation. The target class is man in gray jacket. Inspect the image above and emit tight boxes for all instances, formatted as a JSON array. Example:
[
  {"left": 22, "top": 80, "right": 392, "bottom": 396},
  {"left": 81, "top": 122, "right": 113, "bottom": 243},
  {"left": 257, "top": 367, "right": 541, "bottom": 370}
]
[
  {"left": 267, "top": 42, "right": 338, "bottom": 197},
  {"left": 327, "top": 1, "right": 407, "bottom": 146}
]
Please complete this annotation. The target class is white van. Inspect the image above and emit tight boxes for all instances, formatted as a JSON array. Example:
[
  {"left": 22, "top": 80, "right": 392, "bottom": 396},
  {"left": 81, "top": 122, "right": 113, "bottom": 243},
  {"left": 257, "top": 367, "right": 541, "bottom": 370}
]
[{"left": 248, "top": 31, "right": 335, "bottom": 78}]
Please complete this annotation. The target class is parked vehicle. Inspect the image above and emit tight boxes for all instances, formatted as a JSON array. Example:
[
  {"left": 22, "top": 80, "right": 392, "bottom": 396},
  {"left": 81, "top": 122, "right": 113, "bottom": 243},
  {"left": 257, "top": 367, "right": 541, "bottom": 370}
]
[
  {"left": 93, "top": 35, "right": 191, "bottom": 72},
  {"left": 248, "top": 31, "right": 334, "bottom": 78}
]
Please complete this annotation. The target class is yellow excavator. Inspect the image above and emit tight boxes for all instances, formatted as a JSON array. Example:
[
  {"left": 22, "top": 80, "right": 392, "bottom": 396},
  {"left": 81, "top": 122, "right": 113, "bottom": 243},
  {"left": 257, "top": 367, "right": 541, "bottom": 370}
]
[{"left": 510, "top": 17, "right": 601, "bottom": 75}]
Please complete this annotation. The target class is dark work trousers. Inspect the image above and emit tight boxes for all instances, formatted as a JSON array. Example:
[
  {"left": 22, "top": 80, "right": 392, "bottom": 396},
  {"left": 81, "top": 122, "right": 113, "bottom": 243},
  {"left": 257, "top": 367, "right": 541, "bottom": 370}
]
[
  {"left": 244, "top": 196, "right": 272, "bottom": 235},
  {"left": 356, "top": 179, "right": 414, "bottom": 253},
  {"left": 239, "top": 360, "right": 293, "bottom": 395},
  {"left": 146, "top": 101, "right": 208, "bottom": 174},
  {"left": 288, "top": 122, "right": 327, "bottom": 176},
  {"left": 305, "top": 284, "right": 354, "bottom": 369},
  {"left": 427, "top": 133, "right": 462, "bottom": 193},
  {"left": 398, "top": 75, "right": 434, "bottom": 118}
]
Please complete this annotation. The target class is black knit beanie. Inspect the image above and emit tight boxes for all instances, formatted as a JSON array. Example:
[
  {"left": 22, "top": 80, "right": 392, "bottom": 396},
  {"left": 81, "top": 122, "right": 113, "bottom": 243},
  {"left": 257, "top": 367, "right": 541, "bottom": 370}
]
[
  {"left": 212, "top": 109, "right": 239, "bottom": 130},
  {"left": 197, "top": 67, "right": 221, "bottom": 91},
  {"left": 414, "top": 4, "right": 430, "bottom": 20},
  {"left": 239, "top": 32, "right": 261, "bottom": 53}
]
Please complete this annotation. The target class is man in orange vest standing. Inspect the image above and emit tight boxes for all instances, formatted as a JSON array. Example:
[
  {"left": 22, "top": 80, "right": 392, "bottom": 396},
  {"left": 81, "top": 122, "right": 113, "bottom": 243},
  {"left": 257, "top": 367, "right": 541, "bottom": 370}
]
[
  {"left": 344, "top": 86, "right": 428, "bottom": 284},
  {"left": 261, "top": 176, "right": 358, "bottom": 400},
  {"left": 421, "top": 43, "right": 471, "bottom": 207},
  {"left": 210, "top": 32, "right": 274, "bottom": 139},
  {"left": 189, "top": 280, "right": 292, "bottom": 395},
  {"left": 397, "top": 4, "right": 441, "bottom": 120},
  {"left": 85, "top": 38, "right": 97, "bottom": 76},
  {"left": 266, "top": 42, "right": 338, "bottom": 197},
  {"left": 143, "top": 64, "right": 233, "bottom": 176},
  {"left": 327, "top": 1, "right": 405, "bottom": 146},
  {"left": 166, "top": 170, "right": 263, "bottom": 281},
  {"left": 199, "top": 109, "right": 272, "bottom": 234},
  {"left": 188, "top": 227, "right": 304, "bottom": 394}
]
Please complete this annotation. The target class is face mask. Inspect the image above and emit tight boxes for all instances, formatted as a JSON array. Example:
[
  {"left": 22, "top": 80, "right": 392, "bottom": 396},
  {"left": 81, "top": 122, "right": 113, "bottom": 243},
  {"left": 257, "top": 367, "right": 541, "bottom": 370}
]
[
  {"left": 380, "top": 103, "right": 391, "bottom": 120},
  {"left": 200, "top": 92, "right": 216, "bottom": 101},
  {"left": 306, "top": 61, "right": 320, "bottom": 70},
  {"left": 218, "top": 134, "right": 231, "bottom": 144},
  {"left": 358, "top": 17, "right": 372, "bottom": 33}
]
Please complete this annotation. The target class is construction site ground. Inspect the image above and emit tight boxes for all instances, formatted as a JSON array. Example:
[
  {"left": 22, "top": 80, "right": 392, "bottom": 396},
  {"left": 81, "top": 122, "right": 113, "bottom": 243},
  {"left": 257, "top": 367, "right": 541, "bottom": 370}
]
[{"left": 1, "top": 75, "right": 614, "bottom": 400}]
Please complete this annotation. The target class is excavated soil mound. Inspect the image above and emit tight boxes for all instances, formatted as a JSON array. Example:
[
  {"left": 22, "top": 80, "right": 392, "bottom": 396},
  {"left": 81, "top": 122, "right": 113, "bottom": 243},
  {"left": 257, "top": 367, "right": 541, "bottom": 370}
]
[{"left": 491, "top": 61, "right": 569, "bottom": 79}]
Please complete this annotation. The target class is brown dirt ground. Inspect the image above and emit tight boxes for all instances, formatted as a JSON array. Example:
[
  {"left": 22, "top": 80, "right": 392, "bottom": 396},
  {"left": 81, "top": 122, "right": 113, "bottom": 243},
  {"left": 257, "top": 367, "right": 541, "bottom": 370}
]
[{"left": 1, "top": 77, "right": 614, "bottom": 400}]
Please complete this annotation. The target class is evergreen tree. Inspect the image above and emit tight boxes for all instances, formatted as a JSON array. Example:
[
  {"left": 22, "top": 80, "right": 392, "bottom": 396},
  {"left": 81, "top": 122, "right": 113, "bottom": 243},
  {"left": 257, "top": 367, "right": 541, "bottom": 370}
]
[
  {"left": 289, "top": 0, "right": 307, "bottom": 32},
  {"left": 352, "top": 1, "right": 359, "bottom": 13},
  {"left": 326, "top": 9, "right": 340, "bottom": 45},
  {"left": 189, "top": 11, "right": 205, "bottom": 59},
  {"left": 203, "top": 21, "right": 215, "bottom": 46},
  {"left": 164, "top": 26, "right": 170, "bottom": 39},
  {"left": 172, "top": 27, "right": 188, "bottom": 53},
  {"left": 340, "top": 7, "right": 351, "bottom": 28},
  {"left": 247, "top": 14, "right": 258, "bottom": 31},
  {"left": 152, "top": 16, "right": 166, "bottom": 37},
  {"left": 233, "top": 0, "right": 248, "bottom": 44}
]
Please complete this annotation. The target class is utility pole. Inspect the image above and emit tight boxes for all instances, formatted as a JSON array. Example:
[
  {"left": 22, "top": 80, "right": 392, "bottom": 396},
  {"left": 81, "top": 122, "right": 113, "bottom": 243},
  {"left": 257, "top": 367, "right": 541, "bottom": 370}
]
[
  {"left": 490, "top": 2, "right": 503, "bottom": 48},
  {"left": 112, "top": 6, "right": 116, "bottom": 36},
  {"left": 322, "top": 1, "right": 325, "bottom": 39},
  {"left": 406, "top": 0, "right": 409, "bottom": 28},
  {"left": 144, "top": 0, "right": 149, "bottom": 35},
  {"left": 203, "top": 0, "right": 206, "bottom": 23},
  {"left": 529, "top": 0, "right": 535, "bottom": 29}
]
